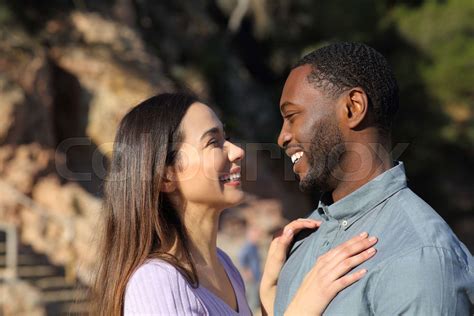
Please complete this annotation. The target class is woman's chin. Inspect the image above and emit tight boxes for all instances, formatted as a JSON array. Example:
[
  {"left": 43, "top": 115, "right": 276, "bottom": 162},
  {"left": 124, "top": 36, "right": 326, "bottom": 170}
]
[{"left": 222, "top": 191, "right": 246, "bottom": 208}]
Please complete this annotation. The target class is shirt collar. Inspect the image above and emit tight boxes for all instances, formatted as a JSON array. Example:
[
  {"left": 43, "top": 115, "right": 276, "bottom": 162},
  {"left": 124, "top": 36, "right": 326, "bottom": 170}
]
[{"left": 314, "top": 161, "right": 408, "bottom": 230}]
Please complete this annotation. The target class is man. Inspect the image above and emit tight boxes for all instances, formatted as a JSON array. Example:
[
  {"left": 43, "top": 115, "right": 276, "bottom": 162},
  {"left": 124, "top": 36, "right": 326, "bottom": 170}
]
[{"left": 274, "top": 42, "right": 474, "bottom": 315}]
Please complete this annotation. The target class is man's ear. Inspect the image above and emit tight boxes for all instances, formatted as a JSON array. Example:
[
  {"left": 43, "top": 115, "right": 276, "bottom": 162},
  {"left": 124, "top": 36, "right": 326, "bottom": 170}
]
[
  {"left": 160, "top": 167, "right": 177, "bottom": 193},
  {"left": 342, "top": 87, "right": 369, "bottom": 129}
]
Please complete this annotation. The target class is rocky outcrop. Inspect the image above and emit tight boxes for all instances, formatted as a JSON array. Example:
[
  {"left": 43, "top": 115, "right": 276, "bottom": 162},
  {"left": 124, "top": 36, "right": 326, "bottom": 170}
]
[
  {"left": 0, "top": 280, "right": 45, "bottom": 316},
  {"left": 0, "top": 34, "right": 54, "bottom": 147},
  {"left": 0, "top": 12, "right": 173, "bottom": 287},
  {"left": 50, "top": 11, "right": 174, "bottom": 149},
  {"left": 24, "top": 176, "right": 102, "bottom": 282}
]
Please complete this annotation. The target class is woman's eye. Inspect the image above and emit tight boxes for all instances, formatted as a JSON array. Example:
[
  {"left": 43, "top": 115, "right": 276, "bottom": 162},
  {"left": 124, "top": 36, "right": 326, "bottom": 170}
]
[
  {"left": 207, "top": 135, "right": 229, "bottom": 148},
  {"left": 207, "top": 138, "right": 224, "bottom": 148},
  {"left": 208, "top": 139, "right": 218, "bottom": 146}
]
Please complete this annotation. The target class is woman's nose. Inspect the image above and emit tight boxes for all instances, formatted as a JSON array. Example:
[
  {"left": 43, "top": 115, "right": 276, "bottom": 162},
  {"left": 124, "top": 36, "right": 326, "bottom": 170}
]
[{"left": 228, "top": 142, "right": 245, "bottom": 162}]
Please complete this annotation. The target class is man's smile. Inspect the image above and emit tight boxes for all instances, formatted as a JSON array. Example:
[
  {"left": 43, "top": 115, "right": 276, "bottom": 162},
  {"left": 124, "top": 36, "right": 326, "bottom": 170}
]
[{"left": 291, "top": 151, "right": 304, "bottom": 164}]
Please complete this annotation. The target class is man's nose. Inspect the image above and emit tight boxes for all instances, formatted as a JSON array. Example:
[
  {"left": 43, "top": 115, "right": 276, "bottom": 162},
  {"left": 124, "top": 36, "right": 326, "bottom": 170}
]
[{"left": 278, "top": 129, "right": 292, "bottom": 149}]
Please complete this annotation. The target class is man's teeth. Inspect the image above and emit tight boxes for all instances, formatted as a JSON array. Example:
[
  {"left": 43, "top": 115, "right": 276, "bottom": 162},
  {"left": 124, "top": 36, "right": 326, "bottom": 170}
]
[
  {"left": 291, "top": 152, "right": 304, "bottom": 164},
  {"left": 219, "top": 172, "right": 241, "bottom": 182}
]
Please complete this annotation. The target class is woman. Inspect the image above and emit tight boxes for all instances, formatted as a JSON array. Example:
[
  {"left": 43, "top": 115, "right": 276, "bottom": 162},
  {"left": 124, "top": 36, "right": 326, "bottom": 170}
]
[{"left": 91, "top": 93, "right": 378, "bottom": 315}]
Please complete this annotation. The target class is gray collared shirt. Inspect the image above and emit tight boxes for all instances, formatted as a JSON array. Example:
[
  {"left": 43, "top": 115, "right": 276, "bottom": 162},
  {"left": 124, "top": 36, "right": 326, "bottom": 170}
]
[{"left": 274, "top": 162, "right": 474, "bottom": 315}]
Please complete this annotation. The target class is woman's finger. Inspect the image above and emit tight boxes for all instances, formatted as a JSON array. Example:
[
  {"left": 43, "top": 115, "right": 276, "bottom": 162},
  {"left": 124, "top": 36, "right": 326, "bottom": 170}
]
[
  {"left": 327, "top": 268, "right": 368, "bottom": 295},
  {"left": 283, "top": 218, "right": 321, "bottom": 236},
  {"left": 319, "top": 232, "right": 369, "bottom": 263},
  {"left": 271, "top": 219, "right": 321, "bottom": 262},
  {"left": 262, "top": 219, "right": 321, "bottom": 286},
  {"left": 324, "top": 246, "right": 376, "bottom": 282},
  {"left": 320, "top": 236, "right": 378, "bottom": 273},
  {"left": 267, "top": 219, "right": 321, "bottom": 263},
  {"left": 317, "top": 233, "right": 375, "bottom": 270}
]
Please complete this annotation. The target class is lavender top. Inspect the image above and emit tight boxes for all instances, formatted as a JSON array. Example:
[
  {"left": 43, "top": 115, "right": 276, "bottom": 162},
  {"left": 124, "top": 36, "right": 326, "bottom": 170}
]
[{"left": 124, "top": 248, "right": 252, "bottom": 316}]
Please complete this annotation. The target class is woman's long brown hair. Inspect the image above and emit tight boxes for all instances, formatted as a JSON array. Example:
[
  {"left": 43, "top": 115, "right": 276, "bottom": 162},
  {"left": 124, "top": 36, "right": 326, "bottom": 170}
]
[{"left": 91, "top": 93, "right": 199, "bottom": 315}]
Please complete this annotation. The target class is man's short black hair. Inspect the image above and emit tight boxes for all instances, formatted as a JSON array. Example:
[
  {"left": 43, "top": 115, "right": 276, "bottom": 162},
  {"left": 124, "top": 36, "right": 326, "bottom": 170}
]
[{"left": 294, "top": 42, "right": 399, "bottom": 134}]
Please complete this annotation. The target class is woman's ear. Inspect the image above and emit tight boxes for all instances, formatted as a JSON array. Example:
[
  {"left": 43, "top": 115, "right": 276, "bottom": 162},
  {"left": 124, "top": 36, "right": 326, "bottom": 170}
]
[
  {"left": 343, "top": 87, "right": 369, "bottom": 129},
  {"left": 160, "top": 167, "right": 177, "bottom": 193}
]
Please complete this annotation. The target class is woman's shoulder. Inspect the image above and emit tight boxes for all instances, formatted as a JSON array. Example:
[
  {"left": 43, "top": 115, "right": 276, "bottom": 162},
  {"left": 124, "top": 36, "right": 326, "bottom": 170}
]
[
  {"left": 126, "top": 258, "right": 194, "bottom": 292},
  {"left": 124, "top": 259, "right": 205, "bottom": 315},
  {"left": 130, "top": 258, "right": 181, "bottom": 278}
]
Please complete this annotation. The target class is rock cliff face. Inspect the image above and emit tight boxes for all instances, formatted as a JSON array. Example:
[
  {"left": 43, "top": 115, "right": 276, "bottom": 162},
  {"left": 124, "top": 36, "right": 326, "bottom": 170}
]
[{"left": 0, "top": 11, "right": 295, "bottom": 297}]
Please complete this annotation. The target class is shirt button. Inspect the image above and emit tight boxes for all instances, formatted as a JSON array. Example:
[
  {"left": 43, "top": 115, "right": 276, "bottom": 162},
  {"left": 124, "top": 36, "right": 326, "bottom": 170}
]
[{"left": 341, "top": 220, "right": 348, "bottom": 227}]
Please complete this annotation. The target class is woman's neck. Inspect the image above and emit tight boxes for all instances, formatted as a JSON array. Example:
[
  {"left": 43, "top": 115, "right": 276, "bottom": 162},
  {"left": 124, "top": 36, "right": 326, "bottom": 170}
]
[
  {"left": 179, "top": 204, "right": 238, "bottom": 311},
  {"left": 180, "top": 203, "right": 221, "bottom": 269}
]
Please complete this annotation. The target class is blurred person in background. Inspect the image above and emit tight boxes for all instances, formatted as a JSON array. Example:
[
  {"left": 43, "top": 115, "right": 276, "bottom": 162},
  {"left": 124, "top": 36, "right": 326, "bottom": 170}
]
[
  {"left": 274, "top": 42, "right": 474, "bottom": 315},
  {"left": 238, "top": 224, "right": 262, "bottom": 312},
  {"left": 90, "top": 92, "right": 379, "bottom": 315}
]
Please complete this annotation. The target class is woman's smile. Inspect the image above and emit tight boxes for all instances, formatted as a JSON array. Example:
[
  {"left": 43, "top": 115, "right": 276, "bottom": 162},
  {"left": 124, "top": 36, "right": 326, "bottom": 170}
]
[{"left": 219, "top": 167, "right": 242, "bottom": 187}]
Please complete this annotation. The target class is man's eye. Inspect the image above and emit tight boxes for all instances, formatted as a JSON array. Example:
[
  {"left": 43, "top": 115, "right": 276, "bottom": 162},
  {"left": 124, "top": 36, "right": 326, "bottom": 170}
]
[{"left": 284, "top": 113, "right": 296, "bottom": 120}]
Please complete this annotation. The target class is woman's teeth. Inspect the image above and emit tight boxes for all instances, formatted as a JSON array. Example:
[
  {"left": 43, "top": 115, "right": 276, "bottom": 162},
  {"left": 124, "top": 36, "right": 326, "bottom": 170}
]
[
  {"left": 219, "top": 172, "right": 241, "bottom": 183},
  {"left": 291, "top": 152, "right": 304, "bottom": 164}
]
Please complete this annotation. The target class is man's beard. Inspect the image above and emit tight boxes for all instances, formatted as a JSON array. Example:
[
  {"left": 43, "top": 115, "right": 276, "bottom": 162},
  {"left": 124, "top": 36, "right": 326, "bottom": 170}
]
[{"left": 299, "top": 115, "right": 345, "bottom": 193}]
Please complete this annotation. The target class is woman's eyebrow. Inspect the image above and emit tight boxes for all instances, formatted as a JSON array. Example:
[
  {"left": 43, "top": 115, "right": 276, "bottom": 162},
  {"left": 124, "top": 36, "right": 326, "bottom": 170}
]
[{"left": 200, "top": 126, "right": 221, "bottom": 141}]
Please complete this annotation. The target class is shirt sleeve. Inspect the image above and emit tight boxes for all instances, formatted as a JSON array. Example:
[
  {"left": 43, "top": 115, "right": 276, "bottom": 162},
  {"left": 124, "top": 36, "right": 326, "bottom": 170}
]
[
  {"left": 124, "top": 260, "right": 205, "bottom": 315},
  {"left": 371, "top": 246, "right": 473, "bottom": 315}
]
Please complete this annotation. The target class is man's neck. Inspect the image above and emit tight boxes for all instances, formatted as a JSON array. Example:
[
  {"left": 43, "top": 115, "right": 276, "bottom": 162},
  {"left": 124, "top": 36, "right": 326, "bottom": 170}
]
[{"left": 331, "top": 141, "right": 393, "bottom": 203}]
